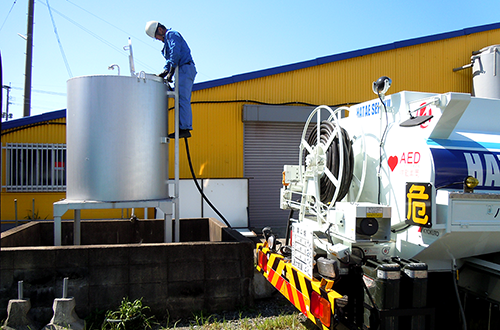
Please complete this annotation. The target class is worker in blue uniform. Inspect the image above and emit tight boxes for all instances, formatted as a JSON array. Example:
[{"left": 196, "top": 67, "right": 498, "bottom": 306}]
[{"left": 145, "top": 21, "right": 197, "bottom": 139}]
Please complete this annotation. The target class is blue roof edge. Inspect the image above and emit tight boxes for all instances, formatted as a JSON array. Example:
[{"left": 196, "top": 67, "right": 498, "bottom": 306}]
[
  {"left": 1, "top": 109, "right": 66, "bottom": 131},
  {"left": 3, "top": 23, "right": 499, "bottom": 130},
  {"left": 193, "top": 22, "right": 500, "bottom": 92}
]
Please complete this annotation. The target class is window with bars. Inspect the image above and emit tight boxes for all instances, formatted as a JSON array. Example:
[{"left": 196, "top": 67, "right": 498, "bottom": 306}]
[{"left": 2, "top": 143, "right": 66, "bottom": 192}]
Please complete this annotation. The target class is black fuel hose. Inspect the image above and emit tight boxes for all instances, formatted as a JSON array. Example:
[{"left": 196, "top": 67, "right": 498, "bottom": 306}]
[
  {"left": 285, "top": 208, "right": 293, "bottom": 246},
  {"left": 305, "top": 121, "right": 354, "bottom": 204},
  {"left": 184, "top": 138, "right": 232, "bottom": 228}
]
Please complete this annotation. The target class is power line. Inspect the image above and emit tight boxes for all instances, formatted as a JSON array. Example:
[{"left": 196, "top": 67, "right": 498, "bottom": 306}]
[
  {"left": 46, "top": 0, "right": 73, "bottom": 78},
  {"left": 38, "top": 1, "right": 126, "bottom": 57},
  {"left": 0, "top": 0, "right": 17, "bottom": 33},
  {"left": 64, "top": 0, "right": 157, "bottom": 51},
  {"left": 38, "top": 0, "right": 156, "bottom": 73},
  {"left": 11, "top": 86, "right": 66, "bottom": 96}
]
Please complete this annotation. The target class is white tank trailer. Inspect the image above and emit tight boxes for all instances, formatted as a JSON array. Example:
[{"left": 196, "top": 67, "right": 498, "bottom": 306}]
[
  {"left": 258, "top": 45, "right": 500, "bottom": 329},
  {"left": 66, "top": 75, "right": 169, "bottom": 202}
]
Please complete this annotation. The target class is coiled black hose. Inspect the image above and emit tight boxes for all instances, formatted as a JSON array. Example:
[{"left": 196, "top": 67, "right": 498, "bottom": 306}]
[{"left": 305, "top": 121, "right": 354, "bottom": 204}]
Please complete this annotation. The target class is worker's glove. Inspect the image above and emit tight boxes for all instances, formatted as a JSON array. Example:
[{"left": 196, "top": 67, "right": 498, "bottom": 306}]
[
  {"left": 157, "top": 70, "right": 169, "bottom": 78},
  {"left": 166, "top": 67, "right": 176, "bottom": 83}
]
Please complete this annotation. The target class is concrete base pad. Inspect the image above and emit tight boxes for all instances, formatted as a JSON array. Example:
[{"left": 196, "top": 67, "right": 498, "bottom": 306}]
[
  {"left": 2, "top": 299, "right": 36, "bottom": 330},
  {"left": 42, "top": 298, "right": 85, "bottom": 330}
]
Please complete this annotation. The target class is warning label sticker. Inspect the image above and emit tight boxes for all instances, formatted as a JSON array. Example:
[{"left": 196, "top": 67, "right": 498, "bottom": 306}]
[{"left": 291, "top": 223, "right": 314, "bottom": 279}]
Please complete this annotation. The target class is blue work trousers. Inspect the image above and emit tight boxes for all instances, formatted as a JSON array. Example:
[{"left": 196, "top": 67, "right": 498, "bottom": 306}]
[{"left": 177, "top": 63, "right": 197, "bottom": 130}]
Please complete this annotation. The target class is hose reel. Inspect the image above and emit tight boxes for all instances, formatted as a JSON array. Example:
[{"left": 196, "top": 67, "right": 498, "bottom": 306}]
[
  {"left": 306, "top": 120, "right": 354, "bottom": 204},
  {"left": 299, "top": 105, "right": 355, "bottom": 207}
]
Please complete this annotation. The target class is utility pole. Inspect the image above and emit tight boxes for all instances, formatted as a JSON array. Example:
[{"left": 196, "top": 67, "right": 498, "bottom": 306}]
[
  {"left": 23, "top": 0, "right": 35, "bottom": 117},
  {"left": 2, "top": 84, "right": 12, "bottom": 121}
]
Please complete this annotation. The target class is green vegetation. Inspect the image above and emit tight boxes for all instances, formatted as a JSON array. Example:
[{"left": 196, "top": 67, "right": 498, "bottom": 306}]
[
  {"left": 160, "top": 312, "right": 308, "bottom": 329},
  {"left": 84, "top": 296, "right": 313, "bottom": 330},
  {"left": 85, "top": 297, "right": 155, "bottom": 330},
  {"left": 158, "top": 308, "right": 312, "bottom": 330},
  {"left": 24, "top": 209, "right": 48, "bottom": 220}
]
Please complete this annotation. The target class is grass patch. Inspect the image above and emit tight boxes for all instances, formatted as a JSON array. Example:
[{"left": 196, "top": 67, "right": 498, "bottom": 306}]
[
  {"left": 158, "top": 311, "right": 310, "bottom": 329},
  {"left": 83, "top": 295, "right": 315, "bottom": 330}
]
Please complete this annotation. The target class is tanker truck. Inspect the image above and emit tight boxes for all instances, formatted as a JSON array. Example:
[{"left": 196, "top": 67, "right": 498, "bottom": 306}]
[{"left": 255, "top": 46, "right": 500, "bottom": 330}]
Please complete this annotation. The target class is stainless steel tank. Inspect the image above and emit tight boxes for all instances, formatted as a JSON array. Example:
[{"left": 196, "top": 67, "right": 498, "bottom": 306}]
[
  {"left": 472, "top": 45, "right": 500, "bottom": 99},
  {"left": 66, "top": 75, "right": 169, "bottom": 201}
]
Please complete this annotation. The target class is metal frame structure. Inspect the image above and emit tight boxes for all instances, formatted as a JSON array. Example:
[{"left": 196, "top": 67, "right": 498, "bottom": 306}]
[
  {"left": 53, "top": 199, "right": 174, "bottom": 245},
  {"left": 168, "top": 69, "right": 181, "bottom": 245}
]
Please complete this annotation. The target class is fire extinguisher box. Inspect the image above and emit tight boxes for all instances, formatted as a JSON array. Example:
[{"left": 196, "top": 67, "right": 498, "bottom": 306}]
[{"left": 362, "top": 259, "right": 401, "bottom": 330}]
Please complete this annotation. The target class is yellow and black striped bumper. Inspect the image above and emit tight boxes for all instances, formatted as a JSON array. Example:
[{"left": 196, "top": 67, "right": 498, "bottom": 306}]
[{"left": 256, "top": 243, "right": 343, "bottom": 330}]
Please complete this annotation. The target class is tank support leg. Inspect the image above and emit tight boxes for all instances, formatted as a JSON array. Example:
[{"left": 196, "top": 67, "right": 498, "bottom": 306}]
[{"left": 74, "top": 210, "right": 81, "bottom": 245}]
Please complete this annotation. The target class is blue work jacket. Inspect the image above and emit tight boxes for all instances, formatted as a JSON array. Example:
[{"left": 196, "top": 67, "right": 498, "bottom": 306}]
[{"left": 161, "top": 29, "right": 194, "bottom": 72}]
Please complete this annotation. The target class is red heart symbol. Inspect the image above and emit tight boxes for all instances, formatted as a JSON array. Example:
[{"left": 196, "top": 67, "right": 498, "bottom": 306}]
[{"left": 388, "top": 156, "right": 398, "bottom": 171}]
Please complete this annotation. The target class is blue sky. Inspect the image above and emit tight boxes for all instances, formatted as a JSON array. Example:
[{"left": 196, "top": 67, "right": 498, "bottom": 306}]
[{"left": 1, "top": 0, "right": 499, "bottom": 120}]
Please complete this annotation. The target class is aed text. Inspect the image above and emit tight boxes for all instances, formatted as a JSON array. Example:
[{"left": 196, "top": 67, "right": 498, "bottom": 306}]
[{"left": 400, "top": 151, "right": 421, "bottom": 164}]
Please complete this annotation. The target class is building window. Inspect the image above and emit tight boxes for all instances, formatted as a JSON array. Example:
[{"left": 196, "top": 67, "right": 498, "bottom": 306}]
[{"left": 2, "top": 143, "right": 66, "bottom": 192}]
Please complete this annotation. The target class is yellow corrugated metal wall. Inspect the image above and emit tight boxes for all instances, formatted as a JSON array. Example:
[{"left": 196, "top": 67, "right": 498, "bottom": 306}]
[
  {"left": 183, "top": 27, "right": 499, "bottom": 180},
  {"left": 2, "top": 26, "right": 499, "bottom": 222},
  {"left": 169, "top": 84, "right": 244, "bottom": 179},
  {"left": 1, "top": 120, "right": 67, "bottom": 221},
  {"left": 2, "top": 118, "right": 66, "bottom": 143},
  {"left": 1, "top": 118, "right": 152, "bottom": 221}
]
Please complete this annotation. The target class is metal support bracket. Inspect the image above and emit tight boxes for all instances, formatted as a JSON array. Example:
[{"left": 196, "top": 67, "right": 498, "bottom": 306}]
[{"left": 53, "top": 199, "right": 174, "bottom": 246}]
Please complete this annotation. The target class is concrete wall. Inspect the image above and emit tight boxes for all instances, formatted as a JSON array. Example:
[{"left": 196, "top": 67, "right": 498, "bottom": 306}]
[
  {"left": 1, "top": 218, "right": 224, "bottom": 247},
  {"left": 0, "top": 218, "right": 255, "bottom": 328}
]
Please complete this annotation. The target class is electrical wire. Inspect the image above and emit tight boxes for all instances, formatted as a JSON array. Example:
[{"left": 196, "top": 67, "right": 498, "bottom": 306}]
[
  {"left": 0, "top": 0, "right": 17, "bottom": 33},
  {"left": 37, "top": 1, "right": 123, "bottom": 55},
  {"left": 391, "top": 224, "right": 411, "bottom": 233},
  {"left": 63, "top": 0, "right": 158, "bottom": 51},
  {"left": 184, "top": 137, "right": 232, "bottom": 228},
  {"left": 325, "top": 222, "right": 334, "bottom": 244},
  {"left": 168, "top": 99, "right": 360, "bottom": 111},
  {"left": 191, "top": 100, "right": 360, "bottom": 107},
  {"left": 37, "top": 0, "right": 156, "bottom": 73},
  {"left": 46, "top": 0, "right": 73, "bottom": 78},
  {"left": 377, "top": 94, "right": 389, "bottom": 205},
  {"left": 193, "top": 100, "right": 318, "bottom": 107},
  {"left": 2, "top": 99, "right": 359, "bottom": 135},
  {"left": 11, "top": 86, "right": 66, "bottom": 96}
]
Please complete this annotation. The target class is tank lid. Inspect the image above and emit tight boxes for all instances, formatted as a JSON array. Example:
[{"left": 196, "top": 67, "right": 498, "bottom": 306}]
[{"left": 476, "top": 44, "right": 500, "bottom": 55}]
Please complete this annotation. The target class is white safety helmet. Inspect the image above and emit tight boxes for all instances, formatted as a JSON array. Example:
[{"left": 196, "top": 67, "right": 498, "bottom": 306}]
[{"left": 145, "top": 21, "right": 159, "bottom": 39}]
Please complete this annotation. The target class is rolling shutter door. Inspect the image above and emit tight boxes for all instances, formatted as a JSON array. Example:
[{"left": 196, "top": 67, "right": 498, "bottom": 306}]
[{"left": 244, "top": 122, "right": 307, "bottom": 234}]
